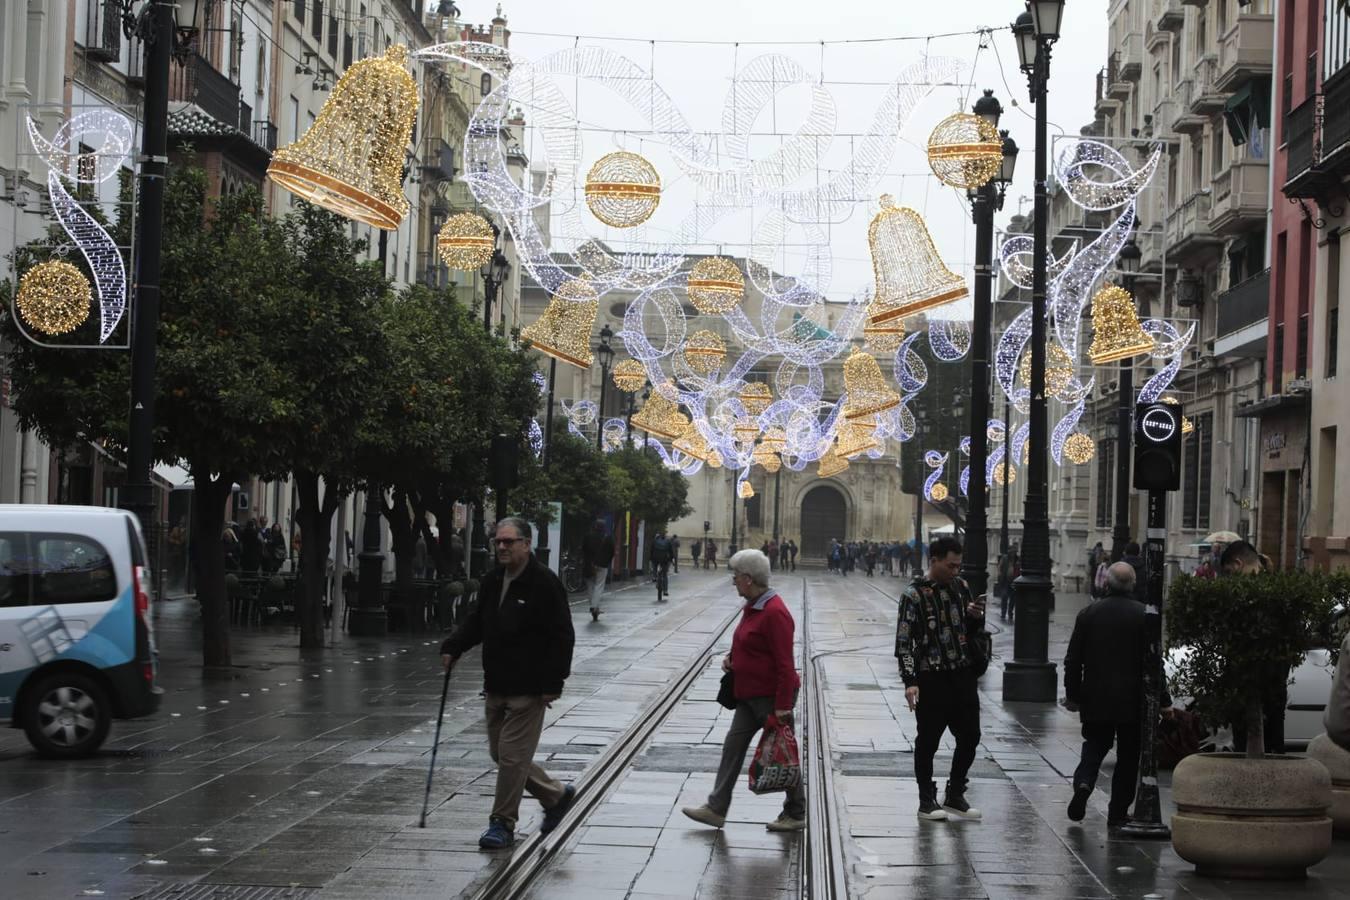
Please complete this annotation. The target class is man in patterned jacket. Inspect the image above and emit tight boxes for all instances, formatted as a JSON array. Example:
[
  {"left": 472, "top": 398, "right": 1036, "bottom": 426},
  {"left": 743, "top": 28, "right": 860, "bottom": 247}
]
[{"left": 895, "top": 535, "right": 987, "bottom": 821}]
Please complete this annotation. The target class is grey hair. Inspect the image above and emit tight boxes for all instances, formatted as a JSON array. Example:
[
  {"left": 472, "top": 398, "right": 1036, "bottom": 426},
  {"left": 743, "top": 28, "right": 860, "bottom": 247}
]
[
  {"left": 496, "top": 516, "right": 533, "bottom": 543},
  {"left": 1106, "top": 561, "right": 1136, "bottom": 594},
  {"left": 729, "top": 549, "right": 771, "bottom": 588}
]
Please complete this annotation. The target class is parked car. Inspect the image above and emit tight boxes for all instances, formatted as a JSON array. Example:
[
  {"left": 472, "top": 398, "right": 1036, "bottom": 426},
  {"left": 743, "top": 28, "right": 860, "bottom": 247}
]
[{"left": 0, "top": 505, "right": 162, "bottom": 757}]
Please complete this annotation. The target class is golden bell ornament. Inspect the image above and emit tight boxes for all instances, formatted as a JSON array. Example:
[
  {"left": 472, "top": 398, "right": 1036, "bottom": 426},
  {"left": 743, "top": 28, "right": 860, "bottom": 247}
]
[
  {"left": 519, "top": 280, "right": 599, "bottom": 369},
  {"left": 863, "top": 307, "right": 906, "bottom": 353},
  {"left": 760, "top": 426, "right": 787, "bottom": 451},
  {"left": 268, "top": 45, "right": 419, "bottom": 230},
  {"left": 852, "top": 415, "right": 878, "bottom": 436},
  {"left": 753, "top": 445, "right": 782, "bottom": 474},
  {"left": 437, "top": 212, "right": 495, "bottom": 270},
  {"left": 733, "top": 418, "right": 761, "bottom": 443},
  {"left": 842, "top": 348, "right": 901, "bottom": 420},
  {"left": 688, "top": 257, "right": 745, "bottom": 315},
  {"left": 926, "top": 111, "right": 1002, "bottom": 190},
  {"left": 738, "top": 480, "right": 755, "bottom": 500},
  {"left": 682, "top": 329, "right": 727, "bottom": 374},
  {"left": 817, "top": 445, "right": 849, "bottom": 478},
  {"left": 836, "top": 422, "right": 880, "bottom": 459},
  {"left": 17, "top": 260, "right": 91, "bottom": 335},
  {"left": 1018, "top": 342, "right": 1076, "bottom": 399},
  {"left": 631, "top": 392, "right": 689, "bottom": 441},
  {"left": 584, "top": 151, "right": 661, "bottom": 228},
  {"left": 929, "top": 482, "right": 950, "bottom": 502},
  {"left": 1063, "top": 432, "right": 1096, "bottom": 465},
  {"left": 1088, "top": 284, "right": 1154, "bottom": 364},
  {"left": 612, "top": 359, "right": 647, "bottom": 393},
  {"left": 868, "top": 196, "right": 968, "bottom": 324},
  {"left": 672, "top": 425, "right": 712, "bottom": 462},
  {"left": 707, "top": 449, "right": 724, "bottom": 468},
  {"left": 738, "top": 381, "right": 773, "bottom": 416}
]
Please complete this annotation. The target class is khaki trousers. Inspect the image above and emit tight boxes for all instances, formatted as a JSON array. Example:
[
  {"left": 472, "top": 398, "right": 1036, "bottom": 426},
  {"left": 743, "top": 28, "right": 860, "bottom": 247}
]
[{"left": 485, "top": 693, "right": 565, "bottom": 828}]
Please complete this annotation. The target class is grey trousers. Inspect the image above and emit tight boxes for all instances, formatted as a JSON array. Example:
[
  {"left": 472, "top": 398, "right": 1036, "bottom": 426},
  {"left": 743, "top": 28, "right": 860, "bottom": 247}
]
[{"left": 707, "top": 695, "right": 806, "bottom": 819}]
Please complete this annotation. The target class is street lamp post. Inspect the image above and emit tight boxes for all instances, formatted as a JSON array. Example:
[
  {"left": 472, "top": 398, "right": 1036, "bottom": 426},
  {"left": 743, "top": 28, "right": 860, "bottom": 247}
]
[
  {"left": 536, "top": 357, "right": 558, "bottom": 568},
  {"left": 961, "top": 91, "right": 1018, "bottom": 601},
  {"left": 595, "top": 325, "right": 614, "bottom": 450},
  {"left": 729, "top": 470, "right": 740, "bottom": 561},
  {"left": 1000, "top": 393, "right": 1013, "bottom": 557},
  {"left": 120, "top": 0, "right": 206, "bottom": 553},
  {"left": 1004, "top": 0, "right": 1065, "bottom": 703},
  {"left": 1110, "top": 236, "right": 1142, "bottom": 562},
  {"left": 470, "top": 233, "right": 510, "bottom": 578}
]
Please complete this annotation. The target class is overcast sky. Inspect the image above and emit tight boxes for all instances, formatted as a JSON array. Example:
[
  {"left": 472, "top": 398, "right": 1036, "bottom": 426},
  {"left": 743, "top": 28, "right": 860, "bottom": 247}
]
[{"left": 479, "top": 0, "right": 1107, "bottom": 318}]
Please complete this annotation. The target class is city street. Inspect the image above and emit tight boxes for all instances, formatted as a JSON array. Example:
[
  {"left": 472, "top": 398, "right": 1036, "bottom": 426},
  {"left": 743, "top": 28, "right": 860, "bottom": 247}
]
[{"left": 2, "top": 567, "right": 1348, "bottom": 899}]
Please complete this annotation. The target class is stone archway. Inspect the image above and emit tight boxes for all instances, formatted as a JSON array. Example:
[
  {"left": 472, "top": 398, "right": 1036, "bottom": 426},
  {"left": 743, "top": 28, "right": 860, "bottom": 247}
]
[{"left": 800, "top": 484, "right": 847, "bottom": 561}]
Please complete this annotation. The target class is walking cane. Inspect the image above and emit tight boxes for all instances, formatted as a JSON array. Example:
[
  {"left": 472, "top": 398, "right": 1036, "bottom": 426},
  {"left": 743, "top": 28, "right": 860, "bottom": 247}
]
[{"left": 419, "top": 662, "right": 454, "bottom": 828}]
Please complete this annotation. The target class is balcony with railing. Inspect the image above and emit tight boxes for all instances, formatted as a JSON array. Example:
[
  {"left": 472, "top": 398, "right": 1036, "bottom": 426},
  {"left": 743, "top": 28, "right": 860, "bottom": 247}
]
[
  {"left": 1216, "top": 13, "right": 1275, "bottom": 92},
  {"left": 169, "top": 52, "right": 245, "bottom": 132},
  {"left": 83, "top": 0, "right": 122, "bottom": 62},
  {"left": 1320, "top": 69, "right": 1350, "bottom": 176},
  {"left": 1284, "top": 93, "right": 1319, "bottom": 193},
  {"left": 251, "top": 120, "right": 278, "bottom": 152},
  {"left": 1096, "top": 68, "right": 1122, "bottom": 118},
  {"left": 1154, "top": 0, "right": 1184, "bottom": 31},
  {"left": 1210, "top": 157, "right": 1270, "bottom": 235},
  {"left": 1189, "top": 57, "right": 1227, "bottom": 114},
  {"left": 1108, "top": 52, "right": 1131, "bottom": 100},
  {"left": 1172, "top": 79, "right": 1207, "bottom": 133},
  {"left": 1165, "top": 191, "right": 1223, "bottom": 263},
  {"left": 1119, "top": 33, "right": 1143, "bottom": 82},
  {"left": 1215, "top": 268, "right": 1269, "bottom": 357}
]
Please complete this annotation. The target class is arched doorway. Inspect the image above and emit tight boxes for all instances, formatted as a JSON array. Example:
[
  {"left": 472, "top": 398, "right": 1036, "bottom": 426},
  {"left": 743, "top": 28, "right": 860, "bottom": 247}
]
[{"left": 800, "top": 484, "right": 846, "bottom": 560}]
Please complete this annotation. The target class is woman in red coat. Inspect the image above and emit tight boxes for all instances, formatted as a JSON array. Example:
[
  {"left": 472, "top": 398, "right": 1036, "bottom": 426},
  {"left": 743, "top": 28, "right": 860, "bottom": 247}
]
[{"left": 682, "top": 549, "right": 805, "bottom": 832}]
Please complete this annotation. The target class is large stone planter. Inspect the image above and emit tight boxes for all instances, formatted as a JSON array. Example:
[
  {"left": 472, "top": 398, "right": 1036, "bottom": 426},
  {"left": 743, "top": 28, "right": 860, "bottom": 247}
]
[
  {"left": 1308, "top": 734, "right": 1350, "bottom": 837},
  {"left": 1172, "top": 753, "right": 1332, "bottom": 879}
]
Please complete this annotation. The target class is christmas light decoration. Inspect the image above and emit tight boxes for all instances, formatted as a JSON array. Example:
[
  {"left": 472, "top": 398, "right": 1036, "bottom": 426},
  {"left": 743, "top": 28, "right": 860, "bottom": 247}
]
[
  {"left": 268, "top": 45, "right": 419, "bottom": 230},
  {"left": 817, "top": 445, "right": 849, "bottom": 478},
  {"left": 760, "top": 426, "right": 787, "bottom": 452},
  {"left": 926, "top": 112, "right": 1002, "bottom": 190},
  {"left": 672, "top": 424, "right": 714, "bottom": 462},
  {"left": 520, "top": 279, "right": 599, "bottom": 369},
  {"left": 1018, "top": 341, "right": 1077, "bottom": 400},
  {"left": 584, "top": 151, "right": 661, "bottom": 228},
  {"left": 868, "top": 196, "right": 967, "bottom": 324},
  {"left": 993, "top": 462, "right": 1015, "bottom": 486},
  {"left": 47, "top": 173, "right": 126, "bottom": 343},
  {"left": 612, "top": 358, "right": 647, "bottom": 393},
  {"left": 436, "top": 212, "right": 495, "bottom": 270},
  {"left": 528, "top": 419, "right": 545, "bottom": 457},
  {"left": 687, "top": 257, "right": 745, "bottom": 315},
  {"left": 842, "top": 348, "right": 900, "bottom": 419},
  {"left": 26, "top": 111, "right": 135, "bottom": 185},
  {"left": 738, "top": 479, "right": 755, "bottom": 499},
  {"left": 753, "top": 444, "right": 782, "bottom": 473},
  {"left": 1063, "top": 432, "right": 1095, "bottom": 465},
  {"left": 836, "top": 422, "right": 880, "bottom": 459},
  {"left": 930, "top": 482, "right": 949, "bottom": 502},
  {"left": 733, "top": 418, "right": 761, "bottom": 443},
  {"left": 631, "top": 392, "right": 689, "bottom": 440},
  {"left": 17, "top": 261, "right": 92, "bottom": 335},
  {"left": 738, "top": 382, "right": 773, "bottom": 416},
  {"left": 927, "top": 318, "right": 973, "bottom": 362},
  {"left": 863, "top": 308, "right": 905, "bottom": 352},
  {"left": 682, "top": 328, "right": 727, "bottom": 374},
  {"left": 1088, "top": 284, "right": 1154, "bottom": 364}
]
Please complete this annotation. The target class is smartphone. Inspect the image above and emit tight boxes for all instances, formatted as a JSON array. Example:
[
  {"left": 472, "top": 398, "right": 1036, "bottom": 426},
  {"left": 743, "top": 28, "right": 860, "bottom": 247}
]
[{"left": 974, "top": 593, "right": 987, "bottom": 613}]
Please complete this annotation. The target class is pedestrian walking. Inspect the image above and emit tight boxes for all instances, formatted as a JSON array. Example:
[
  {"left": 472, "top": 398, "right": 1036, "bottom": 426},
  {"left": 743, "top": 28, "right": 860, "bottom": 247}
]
[
  {"left": 671, "top": 534, "right": 681, "bottom": 573},
  {"left": 651, "top": 531, "right": 673, "bottom": 600},
  {"left": 1063, "top": 562, "right": 1172, "bottom": 829},
  {"left": 705, "top": 539, "right": 717, "bottom": 570},
  {"left": 438, "top": 517, "right": 577, "bottom": 850},
  {"left": 895, "top": 535, "right": 985, "bottom": 821},
  {"left": 692, "top": 538, "right": 702, "bottom": 569},
  {"left": 581, "top": 520, "right": 615, "bottom": 622},
  {"left": 1121, "top": 542, "right": 1148, "bottom": 604},
  {"left": 788, "top": 540, "right": 797, "bottom": 571},
  {"left": 682, "top": 549, "right": 805, "bottom": 832}
]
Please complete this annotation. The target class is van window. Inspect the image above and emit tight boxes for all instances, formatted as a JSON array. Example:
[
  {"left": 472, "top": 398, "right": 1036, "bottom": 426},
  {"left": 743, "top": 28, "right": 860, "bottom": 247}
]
[{"left": 0, "top": 532, "right": 119, "bottom": 608}]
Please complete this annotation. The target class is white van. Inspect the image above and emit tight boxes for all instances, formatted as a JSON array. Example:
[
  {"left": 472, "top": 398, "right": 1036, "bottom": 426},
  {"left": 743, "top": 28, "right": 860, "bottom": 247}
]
[{"left": 0, "top": 505, "right": 161, "bottom": 757}]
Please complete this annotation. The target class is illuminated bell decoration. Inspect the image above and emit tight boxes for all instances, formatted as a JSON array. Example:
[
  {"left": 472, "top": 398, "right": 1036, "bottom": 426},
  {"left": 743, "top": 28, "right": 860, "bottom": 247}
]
[
  {"left": 863, "top": 308, "right": 906, "bottom": 352},
  {"left": 733, "top": 418, "right": 761, "bottom": 442},
  {"left": 842, "top": 348, "right": 901, "bottom": 419},
  {"left": 436, "top": 212, "right": 494, "bottom": 270},
  {"left": 753, "top": 446, "right": 782, "bottom": 474},
  {"left": 836, "top": 423, "right": 880, "bottom": 459},
  {"left": 682, "top": 329, "right": 727, "bottom": 374},
  {"left": 852, "top": 415, "right": 878, "bottom": 435},
  {"left": 612, "top": 359, "right": 647, "bottom": 393},
  {"left": 926, "top": 112, "right": 1003, "bottom": 190},
  {"left": 817, "top": 445, "right": 849, "bottom": 479},
  {"left": 1063, "top": 432, "right": 1096, "bottom": 465},
  {"left": 584, "top": 151, "right": 661, "bottom": 228},
  {"left": 519, "top": 280, "right": 599, "bottom": 369},
  {"left": 738, "top": 381, "right": 773, "bottom": 416},
  {"left": 707, "top": 449, "right": 724, "bottom": 468},
  {"left": 1088, "top": 284, "right": 1154, "bottom": 364},
  {"left": 631, "top": 392, "right": 689, "bottom": 441},
  {"left": 17, "top": 260, "right": 91, "bottom": 335},
  {"left": 760, "top": 426, "right": 787, "bottom": 451},
  {"left": 993, "top": 462, "right": 1016, "bottom": 486},
  {"left": 672, "top": 425, "right": 712, "bottom": 463},
  {"left": 738, "top": 480, "right": 755, "bottom": 500},
  {"left": 1018, "top": 343, "right": 1076, "bottom": 399},
  {"left": 687, "top": 257, "right": 745, "bottom": 315},
  {"left": 929, "top": 482, "right": 950, "bottom": 502},
  {"left": 268, "top": 45, "right": 419, "bottom": 230},
  {"left": 868, "top": 196, "right": 968, "bottom": 325}
]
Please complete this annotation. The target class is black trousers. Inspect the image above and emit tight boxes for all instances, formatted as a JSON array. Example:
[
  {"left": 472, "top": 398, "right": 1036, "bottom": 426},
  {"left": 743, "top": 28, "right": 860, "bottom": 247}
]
[
  {"left": 1073, "top": 720, "right": 1141, "bottom": 823},
  {"left": 914, "top": 669, "right": 981, "bottom": 789}
]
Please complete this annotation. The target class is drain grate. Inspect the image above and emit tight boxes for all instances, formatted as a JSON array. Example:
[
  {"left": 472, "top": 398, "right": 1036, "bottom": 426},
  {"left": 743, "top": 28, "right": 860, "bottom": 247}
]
[{"left": 137, "top": 885, "right": 317, "bottom": 900}]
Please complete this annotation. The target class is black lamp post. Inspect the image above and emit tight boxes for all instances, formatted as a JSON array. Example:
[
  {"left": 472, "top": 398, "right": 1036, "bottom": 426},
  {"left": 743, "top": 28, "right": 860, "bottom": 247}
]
[
  {"left": 1110, "top": 236, "right": 1142, "bottom": 563},
  {"left": 595, "top": 325, "right": 614, "bottom": 450},
  {"left": 961, "top": 91, "right": 1017, "bottom": 601},
  {"left": 119, "top": 0, "right": 208, "bottom": 555},
  {"left": 999, "top": 392, "right": 1014, "bottom": 558},
  {"left": 470, "top": 232, "right": 510, "bottom": 578},
  {"left": 1004, "top": 0, "right": 1065, "bottom": 703},
  {"left": 619, "top": 385, "right": 649, "bottom": 578}
]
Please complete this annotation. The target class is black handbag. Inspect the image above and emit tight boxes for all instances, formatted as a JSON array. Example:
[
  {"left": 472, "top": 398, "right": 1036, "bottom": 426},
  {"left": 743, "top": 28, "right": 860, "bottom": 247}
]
[
  {"left": 968, "top": 628, "right": 992, "bottom": 677},
  {"left": 717, "top": 671, "right": 737, "bottom": 710}
]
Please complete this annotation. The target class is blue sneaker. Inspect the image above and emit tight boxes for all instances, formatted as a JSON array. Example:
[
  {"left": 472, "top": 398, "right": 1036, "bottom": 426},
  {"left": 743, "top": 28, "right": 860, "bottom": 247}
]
[
  {"left": 478, "top": 818, "right": 514, "bottom": 850},
  {"left": 540, "top": 784, "right": 576, "bottom": 835}
]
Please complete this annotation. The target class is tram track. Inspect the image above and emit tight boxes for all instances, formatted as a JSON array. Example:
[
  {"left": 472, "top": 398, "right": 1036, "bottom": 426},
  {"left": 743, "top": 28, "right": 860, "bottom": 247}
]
[{"left": 801, "top": 579, "right": 848, "bottom": 900}]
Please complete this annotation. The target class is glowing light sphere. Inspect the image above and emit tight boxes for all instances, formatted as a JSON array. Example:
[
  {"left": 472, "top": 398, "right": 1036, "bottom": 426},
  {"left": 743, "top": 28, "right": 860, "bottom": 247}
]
[
  {"left": 682, "top": 328, "right": 727, "bottom": 374},
  {"left": 612, "top": 359, "right": 647, "bottom": 393},
  {"left": 436, "top": 212, "right": 495, "bottom": 270},
  {"left": 1063, "top": 432, "right": 1096, "bottom": 465},
  {"left": 738, "top": 382, "right": 773, "bottom": 416},
  {"left": 993, "top": 462, "right": 1016, "bottom": 486},
  {"left": 929, "top": 482, "right": 950, "bottom": 502},
  {"left": 687, "top": 256, "right": 745, "bottom": 315},
  {"left": 926, "top": 112, "right": 1002, "bottom": 190},
  {"left": 17, "top": 260, "right": 92, "bottom": 335},
  {"left": 584, "top": 151, "right": 661, "bottom": 228},
  {"left": 1018, "top": 342, "right": 1076, "bottom": 399},
  {"left": 1088, "top": 284, "right": 1154, "bottom": 364}
]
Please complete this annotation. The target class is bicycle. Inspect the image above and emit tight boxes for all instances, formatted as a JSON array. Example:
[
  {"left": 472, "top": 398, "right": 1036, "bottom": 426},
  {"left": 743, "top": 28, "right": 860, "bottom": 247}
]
[
  {"left": 561, "top": 552, "right": 586, "bottom": 594},
  {"left": 655, "top": 561, "right": 670, "bottom": 603}
]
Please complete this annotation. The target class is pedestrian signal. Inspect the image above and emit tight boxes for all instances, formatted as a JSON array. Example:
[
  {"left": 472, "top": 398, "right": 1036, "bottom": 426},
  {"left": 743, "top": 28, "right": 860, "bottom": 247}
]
[{"left": 1133, "top": 402, "right": 1182, "bottom": 491}]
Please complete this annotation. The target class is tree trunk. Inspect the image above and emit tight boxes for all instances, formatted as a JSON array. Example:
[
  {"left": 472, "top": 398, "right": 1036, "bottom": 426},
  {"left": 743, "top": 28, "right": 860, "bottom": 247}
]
[
  {"left": 191, "top": 468, "right": 235, "bottom": 668},
  {"left": 294, "top": 470, "right": 338, "bottom": 649},
  {"left": 1245, "top": 695, "right": 1266, "bottom": 759},
  {"left": 426, "top": 495, "right": 461, "bottom": 577},
  {"left": 383, "top": 486, "right": 417, "bottom": 597},
  {"left": 409, "top": 489, "right": 445, "bottom": 578}
]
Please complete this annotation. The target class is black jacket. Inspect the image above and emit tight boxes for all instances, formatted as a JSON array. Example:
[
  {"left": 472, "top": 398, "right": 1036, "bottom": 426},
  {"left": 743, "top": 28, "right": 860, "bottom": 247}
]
[
  {"left": 1064, "top": 591, "right": 1170, "bottom": 723},
  {"left": 582, "top": 532, "right": 615, "bottom": 570},
  {"left": 440, "top": 556, "right": 575, "bottom": 696},
  {"left": 1122, "top": 553, "right": 1148, "bottom": 604}
]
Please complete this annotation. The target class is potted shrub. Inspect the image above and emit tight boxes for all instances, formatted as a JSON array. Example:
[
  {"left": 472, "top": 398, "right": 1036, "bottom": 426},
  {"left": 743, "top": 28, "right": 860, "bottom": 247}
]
[{"left": 1166, "top": 569, "right": 1340, "bottom": 878}]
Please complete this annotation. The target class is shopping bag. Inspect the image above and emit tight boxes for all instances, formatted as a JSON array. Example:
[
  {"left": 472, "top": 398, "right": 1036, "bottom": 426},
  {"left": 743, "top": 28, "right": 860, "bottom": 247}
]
[{"left": 748, "top": 715, "right": 802, "bottom": 794}]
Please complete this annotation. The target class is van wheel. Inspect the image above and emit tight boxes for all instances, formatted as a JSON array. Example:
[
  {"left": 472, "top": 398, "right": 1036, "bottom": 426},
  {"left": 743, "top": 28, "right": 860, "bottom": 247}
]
[{"left": 22, "top": 672, "right": 111, "bottom": 758}]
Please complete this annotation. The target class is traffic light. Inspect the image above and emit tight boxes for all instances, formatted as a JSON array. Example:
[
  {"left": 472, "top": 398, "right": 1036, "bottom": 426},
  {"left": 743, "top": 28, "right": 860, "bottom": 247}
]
[{"left": 1133, "top": 401, "right": 1182, "bottom": 491}]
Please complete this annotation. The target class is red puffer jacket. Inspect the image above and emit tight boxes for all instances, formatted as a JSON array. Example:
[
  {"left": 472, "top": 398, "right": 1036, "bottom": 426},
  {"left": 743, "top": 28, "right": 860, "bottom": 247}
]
[{"left": 729, "top": 593, "right": 800, "bottom": 711}]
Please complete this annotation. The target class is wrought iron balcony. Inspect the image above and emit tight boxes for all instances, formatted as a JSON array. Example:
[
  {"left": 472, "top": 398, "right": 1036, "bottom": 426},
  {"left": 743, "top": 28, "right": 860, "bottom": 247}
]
[
  {"left": 1215, "top": 269, "right": 1269, "bottom": 358},
  {"left": 1284, "top": 93, "right": 1319, "bottom": 192},
  {"left": 84, "top": 0, "right": 121, "bottom": 62},
  {"left": 169, "top": 52, "right": 245, "bottom": 133},
  {"left": 252, "top": 120, "right": 278, "bottom": 152}
]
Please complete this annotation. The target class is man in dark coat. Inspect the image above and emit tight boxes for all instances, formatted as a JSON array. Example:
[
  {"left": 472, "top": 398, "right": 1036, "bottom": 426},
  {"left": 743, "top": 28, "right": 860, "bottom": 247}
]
[
  {"left": 1063, "top": 562, "right": 1172, "bottom": 829},
  {"left": 1121, "top": 542, "right": 1148, "bottom": 604},
  {"left": 440, "top": 517, "right": 577, "bottom": 850}
]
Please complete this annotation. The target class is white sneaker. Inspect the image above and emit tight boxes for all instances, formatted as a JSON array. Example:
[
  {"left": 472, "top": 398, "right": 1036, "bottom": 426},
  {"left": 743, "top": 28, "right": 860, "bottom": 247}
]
[{"left": 681, "top": 804, "right": 726, "bottom": 828}]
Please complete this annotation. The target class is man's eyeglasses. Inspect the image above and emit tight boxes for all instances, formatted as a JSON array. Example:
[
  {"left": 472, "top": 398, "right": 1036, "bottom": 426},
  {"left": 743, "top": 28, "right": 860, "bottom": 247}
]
[{"left": 493, "top": 538, "right": 525, "bottom": 547}]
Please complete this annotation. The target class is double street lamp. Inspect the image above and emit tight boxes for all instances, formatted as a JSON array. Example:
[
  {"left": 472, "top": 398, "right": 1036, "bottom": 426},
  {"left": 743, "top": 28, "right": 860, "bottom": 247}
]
[
  {"left": 1110, "top": 236, "right": 1142, "bottom": 562},
  {"left": 961, "top": 89, "right": 1018, "bottom": 602},
  {"left": 1004, "top": 0, "right": 1065, "bottom": 703}
]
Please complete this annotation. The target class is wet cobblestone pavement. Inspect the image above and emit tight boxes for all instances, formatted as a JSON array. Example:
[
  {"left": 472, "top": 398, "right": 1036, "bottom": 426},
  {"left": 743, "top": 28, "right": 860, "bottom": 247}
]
[{"left": 2, "top": 568, "right": 1349, "bottom": 899}]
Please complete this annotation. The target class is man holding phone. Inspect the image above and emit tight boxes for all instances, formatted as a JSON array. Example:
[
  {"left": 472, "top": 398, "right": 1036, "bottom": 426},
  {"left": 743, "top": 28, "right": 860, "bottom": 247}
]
[{"left": 895, "top": 535, "right": 986, "bottom": 822}]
